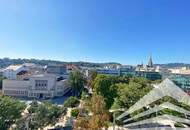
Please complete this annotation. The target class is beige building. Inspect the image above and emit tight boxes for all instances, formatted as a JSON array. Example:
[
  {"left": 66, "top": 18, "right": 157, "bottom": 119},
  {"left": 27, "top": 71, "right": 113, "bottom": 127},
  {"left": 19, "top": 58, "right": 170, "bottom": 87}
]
[
  {"left": 169, "top": 67, "right": 190, "bottom": 75},
  {"left": 3, "top": 80, "right": 29, "bottom": 97},
  {"left": 3, "top": 74, "right": 71, "bottom": 98}
]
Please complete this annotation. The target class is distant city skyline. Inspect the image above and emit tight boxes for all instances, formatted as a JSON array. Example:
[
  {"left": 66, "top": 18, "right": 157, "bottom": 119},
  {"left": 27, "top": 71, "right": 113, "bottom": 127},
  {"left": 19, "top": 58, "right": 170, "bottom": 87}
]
[{"left": 0, "top": 0, "right": 190, "bottom": 65}]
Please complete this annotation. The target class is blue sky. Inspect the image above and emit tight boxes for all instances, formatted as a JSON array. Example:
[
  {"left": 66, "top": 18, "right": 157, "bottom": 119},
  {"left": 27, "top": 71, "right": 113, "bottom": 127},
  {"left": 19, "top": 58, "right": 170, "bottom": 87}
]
[{"left": 0, "top": 0, "right": 190, "bottom": 65}]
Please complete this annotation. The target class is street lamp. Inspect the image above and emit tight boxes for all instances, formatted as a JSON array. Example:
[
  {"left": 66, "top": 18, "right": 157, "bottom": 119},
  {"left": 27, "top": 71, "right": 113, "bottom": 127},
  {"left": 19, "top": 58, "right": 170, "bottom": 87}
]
[{"left": 109, "top": 108, "right": 125, "bottom": 130}]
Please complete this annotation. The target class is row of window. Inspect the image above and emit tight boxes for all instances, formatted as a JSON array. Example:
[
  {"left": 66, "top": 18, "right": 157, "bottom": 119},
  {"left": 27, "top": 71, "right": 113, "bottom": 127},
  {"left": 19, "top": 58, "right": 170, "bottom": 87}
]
[
  {"left": 29, "top": 93, "right": 38, "bottom": 97},
  {"left": 4, "top": 90, "right": 28, "bottom": 95},
  {"left": 35, "top": 80, "right": 48, "bottom": 87},
  {"left": 29, "top": 93, "right": 52, "bottom": 97},
  {"left": 35, "top": 86, "right": 48, "bottom": 90}
]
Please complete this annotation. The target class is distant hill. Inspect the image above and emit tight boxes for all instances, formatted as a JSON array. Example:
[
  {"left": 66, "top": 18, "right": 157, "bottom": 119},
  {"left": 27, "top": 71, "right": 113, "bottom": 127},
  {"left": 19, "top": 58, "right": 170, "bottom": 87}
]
[
  {"left": 0, "top": 58, "right": 189, "bottom": 69},
  {"left": 0, "top": 58, "right": 121, "bottom": 68}
]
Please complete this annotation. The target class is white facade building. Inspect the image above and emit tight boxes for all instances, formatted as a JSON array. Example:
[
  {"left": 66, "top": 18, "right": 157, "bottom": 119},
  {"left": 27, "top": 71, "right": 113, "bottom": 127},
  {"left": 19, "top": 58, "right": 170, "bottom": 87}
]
[
  {"left": 3, "top": 74, "right": 71, "bottom": 98},
  {"left": 3, "top": 65, "right": 29, "bottom": 79},
  {"left": 96, "top": 68, "right": 120, "bottom": 76},
  {"left": 169, "top": 67, "right": 190, "bottom": 75}
]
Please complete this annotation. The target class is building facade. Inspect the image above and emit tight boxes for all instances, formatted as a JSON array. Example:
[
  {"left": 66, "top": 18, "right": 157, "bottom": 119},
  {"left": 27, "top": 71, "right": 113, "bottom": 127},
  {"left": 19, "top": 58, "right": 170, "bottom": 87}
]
[
  {"left": 135, "top": 71, "right": 162, "bottom": 81},
  {"left": 169, "top": 67, "right": 190, "bottom": 75},
  {"left": 135, "top": 56, "right": 162, "bottom": 81},
  {"left": 168, "top": 74, "right": 190, "bottom": 94},
  {"left": 3, "top": 65, "right": 29, "bottom": 80},
  {"left": 45, "top": 64, "right": 67, "bottom": 75},
  {"left": 3, "top": 74, "right": 71, "bottom": 98},
  {"left": 119, "top": 66, "right": 135, "bottom": 76},
  {"left": 96, "top": 68, "right": 120, "bottom": 76}
]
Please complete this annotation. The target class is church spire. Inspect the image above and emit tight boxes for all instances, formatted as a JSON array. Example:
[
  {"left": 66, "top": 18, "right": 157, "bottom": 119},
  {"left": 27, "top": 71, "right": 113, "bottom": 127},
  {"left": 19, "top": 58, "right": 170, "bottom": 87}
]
[{"left": 148, "top": 55, "right": 153, "bottom": 67}]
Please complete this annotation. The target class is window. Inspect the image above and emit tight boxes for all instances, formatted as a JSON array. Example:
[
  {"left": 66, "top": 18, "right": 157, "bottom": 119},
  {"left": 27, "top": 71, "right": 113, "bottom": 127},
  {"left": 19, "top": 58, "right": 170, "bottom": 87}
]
[{"left": 35, "top": 80, "right": 48, "bottom": 90}]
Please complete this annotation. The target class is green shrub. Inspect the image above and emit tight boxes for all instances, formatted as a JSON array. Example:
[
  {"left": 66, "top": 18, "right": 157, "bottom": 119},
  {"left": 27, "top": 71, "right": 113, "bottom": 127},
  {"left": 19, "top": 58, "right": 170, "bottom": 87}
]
[
  {"left": 174, "top": 122, "right": 185, "bottom": 128},
  {"left": 28, "top": 100, "right": 39, "bottom": 113},
  {"left": 63, "top": 96, "right": 80, "bottom": 108},
  {"left": 81, "top": 91, "right": 89, "bottom": 100},
  {"left": 71, "top": 108, "right": 80, "bottom": 118}
]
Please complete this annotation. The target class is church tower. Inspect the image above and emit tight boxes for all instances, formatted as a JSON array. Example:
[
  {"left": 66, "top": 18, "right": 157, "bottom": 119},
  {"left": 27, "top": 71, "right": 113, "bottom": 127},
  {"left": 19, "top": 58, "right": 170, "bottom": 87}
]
[{"left": 148, "top": 56, "right": 153, "bottom": 68}]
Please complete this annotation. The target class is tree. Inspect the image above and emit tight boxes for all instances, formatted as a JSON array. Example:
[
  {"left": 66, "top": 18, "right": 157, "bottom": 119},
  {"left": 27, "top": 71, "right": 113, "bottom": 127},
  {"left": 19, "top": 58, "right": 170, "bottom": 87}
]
[
  {"left": 112, "top": 80, "right": 152, "bottom": 109},
  {"left": 93, "top": 75, "right": 130, "bottom": 109},
  {"left": 68, "top": 70, "right": 85, "bottom": 97},
  {"left": 87, "top": 70, "right": 97, "bottom": 89},
  {"left": 93, "top": 75, "right": 118, "bottom": 109},
  {"left": 74, "top": 94, "right": 110, "bottom": 130},
  {"left": 28, "top": 100, "right": 38, "bottom": 114},
  {"left": 71, "top": 108, "right": 80, "bottom": 118},
  {"left": 28, "top": 101, "right": 65, "bottom": 130},
  {"left": 74, "top": 117, "right": 90, "bottom": 130},
  {"left": 81, "top": 91, "right": 89, "bottom": 100},
  {"left": 0, "top": 76, "right": 5, "bottom": 90},
  {"left": 63, "top": 96, "right": 80, "bottom": 108},
  {"left": 0, "top": 96, "right": 26, "bottom": 130}
]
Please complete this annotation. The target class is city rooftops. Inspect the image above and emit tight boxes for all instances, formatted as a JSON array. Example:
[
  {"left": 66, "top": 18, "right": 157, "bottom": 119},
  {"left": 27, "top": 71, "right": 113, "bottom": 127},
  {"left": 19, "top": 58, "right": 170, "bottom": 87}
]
[
  {"left": 3, "top": 65, "right": 24, "bottom": 71},
  {"left": 30, "top": 74, "right": 57, "bottom": 78}
]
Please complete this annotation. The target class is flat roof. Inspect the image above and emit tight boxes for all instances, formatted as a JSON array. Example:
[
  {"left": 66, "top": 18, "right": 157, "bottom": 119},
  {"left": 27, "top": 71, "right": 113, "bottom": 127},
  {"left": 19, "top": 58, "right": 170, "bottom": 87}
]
[{"left": 4, "top": 65, "right": 23, "bottom": 71}]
